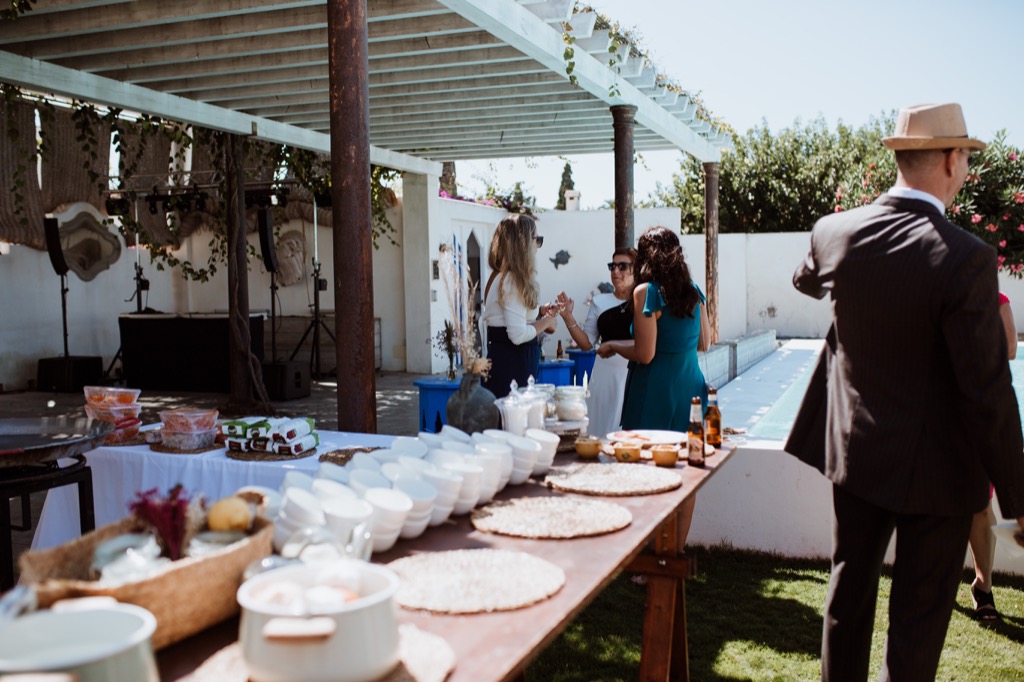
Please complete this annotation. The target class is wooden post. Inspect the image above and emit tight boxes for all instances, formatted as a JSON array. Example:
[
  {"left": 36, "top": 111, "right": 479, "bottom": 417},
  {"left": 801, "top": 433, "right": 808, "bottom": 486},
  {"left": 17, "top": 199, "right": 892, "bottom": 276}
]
[
  {"left": 327, "top": 0, "right": 376, "bottom": 433},
  {"left": 703, "top": 161, "right": 720, "bottom": 346},
  {"left": 225, "top": 133, "right": 254, "bottom": 407},
  {"left": 611, "top": 105, "right": 637, "bottom": 249}
]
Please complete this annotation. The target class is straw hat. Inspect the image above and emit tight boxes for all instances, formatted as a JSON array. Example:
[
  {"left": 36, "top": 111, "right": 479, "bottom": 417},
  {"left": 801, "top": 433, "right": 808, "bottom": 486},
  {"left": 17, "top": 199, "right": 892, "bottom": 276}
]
[{"left": 882, "top": 103, "right": 986, "bottom": 151}]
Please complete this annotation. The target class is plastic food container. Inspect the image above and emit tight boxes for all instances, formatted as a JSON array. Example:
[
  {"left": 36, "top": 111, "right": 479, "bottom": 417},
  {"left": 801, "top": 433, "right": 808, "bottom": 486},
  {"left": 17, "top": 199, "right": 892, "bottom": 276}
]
[
  {"left": 84, "top": 386, "right": 141, "bottom": 406},
  {"left": 160, "top": 428, "right": 217, "bottom": 450},
  {"left": 85, "top": 403, "right": 143, "bottom": 423},
  {"left": 159, "top": 409, "right": 219, "bottom": 432}
]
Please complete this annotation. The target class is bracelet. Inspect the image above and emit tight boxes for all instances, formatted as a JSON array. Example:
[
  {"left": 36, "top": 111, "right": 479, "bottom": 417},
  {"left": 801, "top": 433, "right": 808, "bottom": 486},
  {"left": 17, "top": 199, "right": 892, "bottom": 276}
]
[{"left": 566, "top": 322, "right": 579, "bottom": 331}]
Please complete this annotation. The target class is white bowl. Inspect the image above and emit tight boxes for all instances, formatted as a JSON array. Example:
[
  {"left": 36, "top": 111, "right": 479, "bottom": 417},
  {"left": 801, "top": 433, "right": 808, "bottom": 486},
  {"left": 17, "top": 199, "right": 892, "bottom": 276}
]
[
  {"left": 380, "top": 462, "right": 405, "bottom": 483},
  {"left": 441, "top": 461, "right": 483, "bottom": 490},
  {"left": 507, "top": 435, "right": 542, "bottom": 469},
  {"left": 322, "top": 497, "right": 374, "bottom": 543},
  {"left": 428, "top": 503, "right": 454, "bottom": 526},
  {"left": 374, "top": 450, "right": 403, "bottom": 465},
  {"left": 281, "top": 488, "right": 326, "bottom": 527},
  {"left": 440, "top": 424, "right": 472, "bottom": 443},
  {"left": 350, "top": 452, "right": 383, "bottom": 471},
  {"left": 317, "top": 462, "right": 350, "bottom": 484},
  {"left": 393, "top": 476, "right": 437, "bottom": 514},
  {"left": 452, "top": 495, "right": 479, "bottom": 516},
  {"left": 417, "top": 432, "right": 446, "bottom": 448},
  {"left": 348, "top": 469, "right": 392, "bottom": 496},
  {"left": 280, "top": 471, "right": 315, "bottom": 494},
  {"left": 397, "top": 455, "right": 435, "bottom": 474},
  {"left": 508, "top": 465, "right": 534, "bottom": 485},
  {"left": 532, "top": 456, "right": 556, "bottom": 477},
  {"left": 312, "top": 478, "right": 359, "bottom": 504},
  {"left": 390, "top": 436, "right": 429, "bottom": 458},
  {"left": 483, "top": 428, "right": 514, "bottom": 442},
  {"left": 525, "top": 428, "right": 560, "bottom": 459},
  {"left": 420, "top": 467, "right": 462, "bottom": 498},
  {"left": 363, "top": 487, "right": 413, "bottom": 527},
  {"left": 372, "top": 527, "right": 402, "bottom": 554},
  {"left": 441, "top": 440, "right": 476, "bottom": 455},
  {"left": 399, "top": 515, "right": 431, "bottom": 539},
  {"left": 426, "top": 449, "right": 466, "bottom": 468},
  {"left": 471, "top": 432, "right": 499, "bottom": 445}
]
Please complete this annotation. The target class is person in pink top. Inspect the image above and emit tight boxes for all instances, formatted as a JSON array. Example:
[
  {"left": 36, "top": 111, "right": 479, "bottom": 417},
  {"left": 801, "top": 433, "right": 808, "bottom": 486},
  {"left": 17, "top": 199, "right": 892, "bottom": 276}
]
[{"left": 968, "top": 291, "right": 1017, "bottom": 621}]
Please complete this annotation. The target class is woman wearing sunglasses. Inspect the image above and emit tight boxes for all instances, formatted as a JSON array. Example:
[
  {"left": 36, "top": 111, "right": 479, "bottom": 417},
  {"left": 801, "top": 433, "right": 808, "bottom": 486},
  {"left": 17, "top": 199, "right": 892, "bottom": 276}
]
[
  {"left": 556, "top": 247, "right": 638, "bottom": 437},
  {"left": 481, "top": 214, "right": 559, "bottom": 398}
]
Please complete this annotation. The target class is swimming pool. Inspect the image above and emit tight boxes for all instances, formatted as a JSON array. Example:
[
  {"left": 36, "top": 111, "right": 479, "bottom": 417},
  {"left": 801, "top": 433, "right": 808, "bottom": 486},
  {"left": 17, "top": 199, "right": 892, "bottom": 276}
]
[{"left": 738, "top": 342, "right": 1024, "bottom": 441}]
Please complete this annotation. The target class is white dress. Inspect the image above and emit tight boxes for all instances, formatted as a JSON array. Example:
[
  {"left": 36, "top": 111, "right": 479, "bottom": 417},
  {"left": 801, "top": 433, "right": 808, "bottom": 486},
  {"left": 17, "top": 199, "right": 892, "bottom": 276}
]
[{"left": 581, "top": 292, "right": 632, "bottom": 438}]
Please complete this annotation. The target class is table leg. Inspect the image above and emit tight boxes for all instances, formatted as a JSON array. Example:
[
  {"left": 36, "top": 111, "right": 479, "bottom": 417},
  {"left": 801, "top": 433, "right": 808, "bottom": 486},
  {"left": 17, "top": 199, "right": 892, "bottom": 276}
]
[
  {"left": 76, "top": 467, "right": 95, "bottom": 534},
  {"left": 0, "top": 495, "right": 12, "bottom": 590}
]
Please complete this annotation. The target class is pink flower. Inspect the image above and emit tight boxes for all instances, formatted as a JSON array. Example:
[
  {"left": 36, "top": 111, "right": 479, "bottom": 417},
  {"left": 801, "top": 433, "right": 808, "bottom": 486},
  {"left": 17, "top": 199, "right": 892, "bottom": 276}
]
[
  {"left": 999, "top": 240, "right": 1007, "bottom": 248},
  {"left": 998, "top": 255, "right": 1006, "bottom": 264},
  {"left": 951, "top": 205, "right": 961, "bottom": 214},
  {"left": 861, "top": 180, "right": 868, "bottom": 188},
  {"left": 987, "top": 223, "right": 998, "bottom": 232},
  {"left": 1019, "top": 225, "right": 1024, "bottom": 232},
  {"left": 1010, "top": 152, "right": 1019, "bottom": 161},
  {"left": 1014, "top": 192, "right": 1024, "bottom": 204},
  {"left": 971, "top": 214, "right": 983, "bottom": 224},
  {"left": 834, "top": 205, "right": 843, "bottom": 213}
]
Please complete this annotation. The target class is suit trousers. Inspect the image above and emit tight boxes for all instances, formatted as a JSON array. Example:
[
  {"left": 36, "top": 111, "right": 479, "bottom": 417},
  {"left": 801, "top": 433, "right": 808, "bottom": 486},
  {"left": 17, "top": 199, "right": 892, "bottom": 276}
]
[{"left": 822, "top": 484, "right": 971, "bottom": 682}]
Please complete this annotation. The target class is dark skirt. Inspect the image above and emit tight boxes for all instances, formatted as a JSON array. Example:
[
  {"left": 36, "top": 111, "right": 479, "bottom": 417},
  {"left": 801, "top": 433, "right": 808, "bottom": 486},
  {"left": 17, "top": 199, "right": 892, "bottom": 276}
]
[{"left": 482, "top": 326, "right": 539, "bottom": 399}]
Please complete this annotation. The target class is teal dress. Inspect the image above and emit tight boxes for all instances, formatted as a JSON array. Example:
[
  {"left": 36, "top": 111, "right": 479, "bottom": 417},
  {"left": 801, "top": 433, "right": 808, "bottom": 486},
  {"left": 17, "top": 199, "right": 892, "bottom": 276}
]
[{"left": 620, "top": 282, "right": 708, "bottom": 431}]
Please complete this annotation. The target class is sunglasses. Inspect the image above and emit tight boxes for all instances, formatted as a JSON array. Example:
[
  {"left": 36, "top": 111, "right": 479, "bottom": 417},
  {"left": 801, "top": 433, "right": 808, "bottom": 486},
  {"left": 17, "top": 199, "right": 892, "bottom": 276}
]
[
  {"left": 947, "top": 148, "right": 978, "bottom": 168},
  {"left": 607, "top": 262, "right": 631, "bottom": 272},
  {"left": 534, "top": 235, "right": 544, "bottom": 248}
]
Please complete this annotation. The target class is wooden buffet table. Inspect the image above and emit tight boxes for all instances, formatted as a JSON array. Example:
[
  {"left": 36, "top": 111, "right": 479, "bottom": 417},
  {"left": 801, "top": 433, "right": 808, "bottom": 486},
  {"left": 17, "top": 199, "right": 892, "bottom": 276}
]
[{"left": 139, "top": 442, "right": 735, "bottom": 682}]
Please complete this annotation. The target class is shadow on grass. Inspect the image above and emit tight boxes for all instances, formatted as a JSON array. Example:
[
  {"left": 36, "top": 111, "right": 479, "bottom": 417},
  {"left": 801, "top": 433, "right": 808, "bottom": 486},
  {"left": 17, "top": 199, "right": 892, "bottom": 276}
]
[
  {"left": 950, "top": 569, "right": 1024, "bottom": 645},
  {"left": 527, "top": 547, "right": 827, "bottom": 681}
]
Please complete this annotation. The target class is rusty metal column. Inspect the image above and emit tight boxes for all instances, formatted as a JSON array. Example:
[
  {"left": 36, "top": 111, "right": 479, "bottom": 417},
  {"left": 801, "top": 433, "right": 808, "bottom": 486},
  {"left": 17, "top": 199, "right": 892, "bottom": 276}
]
[
  {"left": 611, "top": 105, "right": 637, "bottom": 249},
  {"left": 327, "top": 0, "right": 376, "bottom": 433},
  {"left": 703, "top": 161, "right": 720, "bottom": 346}
]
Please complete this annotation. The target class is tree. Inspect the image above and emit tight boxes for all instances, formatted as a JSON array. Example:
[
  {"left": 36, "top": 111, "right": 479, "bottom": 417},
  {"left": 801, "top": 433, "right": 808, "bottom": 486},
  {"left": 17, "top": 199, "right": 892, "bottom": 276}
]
[{"left": 555, "top": 161, "right": 574, "bottom": 210}]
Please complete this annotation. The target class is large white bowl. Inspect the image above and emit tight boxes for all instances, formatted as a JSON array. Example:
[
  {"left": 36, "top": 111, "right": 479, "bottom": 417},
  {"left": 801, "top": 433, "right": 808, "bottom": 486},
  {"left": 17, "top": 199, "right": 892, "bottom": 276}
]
[
  {"left": 440, "top": 440, "right": 476, "bottom": 455},
  {"left": 363, "top": 487, "right": 413, "bottom": 527},
  {"left": 322, "top": 497, "right": 374, "bottom": 544},
  {"left": 525, "top": 428, "right": 560, "bottom": 459},
  {"left": 399, "top": 514, "right": 431, "bottom": 539},
  {"left": 417, "top": 432, "right": 446, "bottom": 449},
  {"left": 420, "top": 467, "right": 462, "bottom": 498},
  {"left": 390, "top": 436, "right": 429, "bottom": 458},
  {"left": 238, "top": 560, "right": 400, "bottom": 682},
  {"left": 348, "top": 469, "right": 392, "bottom": 496},
  {"left": 483, "top": 428, "right": 514, "bottom": 443},
  {"left": 372, "top": 527, "right": 402, "bottom": 553},
  {"left": 350, "top": 452, "right": 383, "bottom": 472},
  {"left": 280, "top": 471, "right": 315, "bottom": 494},
  {"left": 311, "top": 478, "right": 358, "bottom": 504},
  {"left": 508, "top": 464, "right": 534, "bottom": 486},
  {"left": 281, "top": 488, "right": 326, "bottom": 527},
  {"left": 428, "top": 502, "right": 455, "bottom": 526},
  {"left": 440, "top": 424, "right": 472, "bottom": 443},
  {"left": 397, "top": 455, "right": 435, "bottom": 474},
  {"left": 316, "top": 462, "right": 350, "bottom": 484},
  {"left": 506, "top": 435, "right": 542, "bottom": 469},
  {"left": 393, "top": 476, "right": 437, "bottom": 514},
  {"left": 0, "top": 601, "right": 158, "bottom": 682},
  {"left": 426, "top": 449, "right": 466, "bottom": 468}
]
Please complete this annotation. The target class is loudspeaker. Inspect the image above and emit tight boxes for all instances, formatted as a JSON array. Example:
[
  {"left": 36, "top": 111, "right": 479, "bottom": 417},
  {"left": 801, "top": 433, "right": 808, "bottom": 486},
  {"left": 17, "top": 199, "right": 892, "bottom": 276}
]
[
  {"left": 257, "top": 208, "right": 277, "bottom": 273},
  {"left": 44, "top": 217, "right": 69, "bottom": 276}
]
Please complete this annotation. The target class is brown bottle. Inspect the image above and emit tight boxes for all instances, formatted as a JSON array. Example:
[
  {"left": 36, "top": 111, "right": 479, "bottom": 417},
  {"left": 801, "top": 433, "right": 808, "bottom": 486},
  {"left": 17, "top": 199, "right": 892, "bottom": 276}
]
[
  {"left": 556, "top": 339, "right": 564, "bottom": 359},
  {"left": 705, "top": 387, "right": 722, "bottom": 449},
  {"left": 687, "top": 397, "right": 705, "bottom": 467}
]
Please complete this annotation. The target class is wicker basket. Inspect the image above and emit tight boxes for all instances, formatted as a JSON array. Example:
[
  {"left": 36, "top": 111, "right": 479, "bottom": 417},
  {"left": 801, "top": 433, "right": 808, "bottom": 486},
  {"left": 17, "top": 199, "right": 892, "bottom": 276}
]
[{"left": 18, "top": 515, "right": 273, "bottom": 649}]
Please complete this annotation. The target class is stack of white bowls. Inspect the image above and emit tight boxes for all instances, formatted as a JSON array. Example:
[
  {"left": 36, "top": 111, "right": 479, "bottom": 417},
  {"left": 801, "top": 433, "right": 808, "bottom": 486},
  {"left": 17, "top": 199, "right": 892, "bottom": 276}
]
[
  {"left": 393, "top": 475, "right": 437, "bottom": 538},
  {"left": 525, "top": 428, "right": 560, "bottom": 476},
  {"left": 363, "top": 487, "right": 413, "bottom": 553},
  {"left": 442, "top": 460, "right": 483, "bottom": 514},
  {"left": 273, "top": 487, "right": 326, "bottom": 553},
  {"left": 474, "top": 441, "right": 513, "bottom": 492},
  {"left": 420, "top": 466, "right": 461, "bottom": 525},
  {"left": 506, "top": 435, "right": 542, "bottom": 484}
]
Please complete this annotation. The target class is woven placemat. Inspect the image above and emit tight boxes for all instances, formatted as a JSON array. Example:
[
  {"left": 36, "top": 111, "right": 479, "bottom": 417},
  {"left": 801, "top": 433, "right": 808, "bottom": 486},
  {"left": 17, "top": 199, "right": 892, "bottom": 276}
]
[
  {"left": 180, "top": 623, "right": 455, "bottom": 682},
  {"left": 318, "top": 446, "right": 381, "bottom": 467},
  {"left": 102, "top": 434, "right": 147, "bottom": 447},
  {"left": 225, "top": 447, "right": 317, "bottom": 462},
  {"left": 544, "top": 462, "right": 682, "bottom": 497},
  {"left": 472, "top": 497, "right": 632, "bottom": 539},
  {"left": 388, "top": 549, "right": 565, "bottom": 614},
  {"left": 149, "top": 442, "right": 222, "bottom": 455}
]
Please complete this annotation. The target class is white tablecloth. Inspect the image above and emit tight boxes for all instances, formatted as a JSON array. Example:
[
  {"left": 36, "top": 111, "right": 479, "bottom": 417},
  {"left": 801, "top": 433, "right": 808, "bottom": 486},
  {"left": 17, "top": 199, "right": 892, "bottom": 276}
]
[{"left": 32, "top": 430, "right": 395, "bottom": 550}]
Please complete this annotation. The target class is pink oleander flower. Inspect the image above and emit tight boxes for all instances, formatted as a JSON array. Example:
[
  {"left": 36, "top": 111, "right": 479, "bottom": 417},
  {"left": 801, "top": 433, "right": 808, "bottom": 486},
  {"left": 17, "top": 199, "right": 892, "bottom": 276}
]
[
  {"left": 1014, "top": 192, "right": 1024, "bottom": 204},
  {"left": 1010, "top": 152, "right": 1019, "bottom": 161},
  {"left": 834, "top": 205, "right": 843, "bottom": 213},
  {"left": 987, "top": 223, "right": 998, "bottom": 232},
  {"left": 999, "top": 240, "right": 1007, "bottom": 248},
  {"left": 971, "top": 214, "right": 983, "bottom": 224},
  {"left": 997, "top": 255, "right": 1006, "bottom": 264},
  {"left": 951, "top": 205, "right": 961, "bottom": 214},
  {"left": 1018, "top": 224, "right": 1024, "bottom": 232}
]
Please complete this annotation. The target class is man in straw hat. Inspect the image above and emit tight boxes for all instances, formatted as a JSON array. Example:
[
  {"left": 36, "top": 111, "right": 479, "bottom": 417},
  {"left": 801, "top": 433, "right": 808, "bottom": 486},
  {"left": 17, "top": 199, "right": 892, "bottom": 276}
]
[{"left": 786, "top": 102, "right": 1024, "bottom": 680}]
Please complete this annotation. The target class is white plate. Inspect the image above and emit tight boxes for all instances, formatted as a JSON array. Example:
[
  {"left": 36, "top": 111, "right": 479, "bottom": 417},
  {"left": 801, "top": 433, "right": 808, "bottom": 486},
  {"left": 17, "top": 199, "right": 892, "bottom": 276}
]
[{"left": 605, "top": 429, "right": 687, "bottom": 445}]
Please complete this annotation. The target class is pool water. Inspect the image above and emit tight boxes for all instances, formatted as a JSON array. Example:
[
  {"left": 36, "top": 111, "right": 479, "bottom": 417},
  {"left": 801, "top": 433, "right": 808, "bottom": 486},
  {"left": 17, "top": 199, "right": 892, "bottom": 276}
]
[{"left": 746, "top": 343, "right": 1024, "bottom": 441}]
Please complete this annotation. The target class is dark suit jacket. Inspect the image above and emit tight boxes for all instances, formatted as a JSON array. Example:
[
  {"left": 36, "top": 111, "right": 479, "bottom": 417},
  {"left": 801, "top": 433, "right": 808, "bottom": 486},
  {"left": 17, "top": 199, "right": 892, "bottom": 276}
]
[{"left": 785, "top": 194, "right": 1024, "bottom": 518}]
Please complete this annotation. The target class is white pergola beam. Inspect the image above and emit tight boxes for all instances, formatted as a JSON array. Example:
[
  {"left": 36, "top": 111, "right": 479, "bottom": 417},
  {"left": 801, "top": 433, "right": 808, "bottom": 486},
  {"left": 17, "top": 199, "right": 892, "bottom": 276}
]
[{"left": 0, "top": 51, "right": 440, "bottom": 175}]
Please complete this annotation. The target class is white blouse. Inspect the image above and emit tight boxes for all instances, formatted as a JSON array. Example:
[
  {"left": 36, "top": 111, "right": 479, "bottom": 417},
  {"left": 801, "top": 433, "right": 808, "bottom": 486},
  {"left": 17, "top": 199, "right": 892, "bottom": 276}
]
[{"left": 481, "top": 275, "right": 539, "bottom": 345}]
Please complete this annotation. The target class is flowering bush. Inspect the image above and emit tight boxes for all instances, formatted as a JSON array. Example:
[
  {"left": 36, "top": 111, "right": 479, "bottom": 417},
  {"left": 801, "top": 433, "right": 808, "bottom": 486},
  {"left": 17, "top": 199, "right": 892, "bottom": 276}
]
[{"left": 836, "top": 130, "right": 1024, "bottom": 277}]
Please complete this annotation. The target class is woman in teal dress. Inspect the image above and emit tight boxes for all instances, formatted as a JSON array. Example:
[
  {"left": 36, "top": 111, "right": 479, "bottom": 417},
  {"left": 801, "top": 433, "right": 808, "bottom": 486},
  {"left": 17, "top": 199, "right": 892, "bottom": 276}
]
[{"left": 597, "top": 226, "right": 710, "bottom": 430}]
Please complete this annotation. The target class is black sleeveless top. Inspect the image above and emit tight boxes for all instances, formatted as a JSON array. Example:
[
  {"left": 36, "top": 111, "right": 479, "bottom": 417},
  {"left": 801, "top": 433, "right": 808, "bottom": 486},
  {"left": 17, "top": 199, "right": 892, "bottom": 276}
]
[{"left": 597, "top": 299, "right": 633, "bottom": 341}]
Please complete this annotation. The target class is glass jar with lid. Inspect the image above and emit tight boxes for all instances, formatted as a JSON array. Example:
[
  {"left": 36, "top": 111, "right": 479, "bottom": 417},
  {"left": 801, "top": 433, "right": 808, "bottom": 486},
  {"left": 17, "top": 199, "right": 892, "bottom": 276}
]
[{"left": 554, "top": 385, "right": 588, "bottom": 421}]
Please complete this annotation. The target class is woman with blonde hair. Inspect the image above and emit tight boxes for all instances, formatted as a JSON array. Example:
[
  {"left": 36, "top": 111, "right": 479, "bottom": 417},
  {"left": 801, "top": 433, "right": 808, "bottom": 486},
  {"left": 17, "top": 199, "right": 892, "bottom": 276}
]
[{"left": 481, "top": 214, "right": 558, "bottom": 398}]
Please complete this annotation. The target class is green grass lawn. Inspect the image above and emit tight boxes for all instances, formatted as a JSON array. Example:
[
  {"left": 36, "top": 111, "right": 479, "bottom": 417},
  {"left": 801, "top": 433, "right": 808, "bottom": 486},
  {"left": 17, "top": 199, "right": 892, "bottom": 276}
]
[{"left": 526, "top": 547, "right": 1024, "bottom": 681}]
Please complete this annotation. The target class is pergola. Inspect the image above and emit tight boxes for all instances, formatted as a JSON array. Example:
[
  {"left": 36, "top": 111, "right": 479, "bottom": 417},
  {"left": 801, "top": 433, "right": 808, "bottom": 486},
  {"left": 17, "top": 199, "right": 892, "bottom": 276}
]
[{"left": 0, "top": 0, "right": 730, "bottom": 432}]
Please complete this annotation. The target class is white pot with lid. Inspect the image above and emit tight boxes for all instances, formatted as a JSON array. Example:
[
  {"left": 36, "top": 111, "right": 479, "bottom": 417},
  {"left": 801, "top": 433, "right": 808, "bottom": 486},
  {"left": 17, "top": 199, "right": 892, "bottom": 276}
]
[{"left": 237, "top": 559, "right": 401, "bottom": 682}]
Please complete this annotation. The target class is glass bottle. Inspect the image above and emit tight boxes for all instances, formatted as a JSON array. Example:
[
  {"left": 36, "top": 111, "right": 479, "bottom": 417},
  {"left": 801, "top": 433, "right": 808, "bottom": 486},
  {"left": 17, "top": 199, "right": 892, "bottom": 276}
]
[
  {"left": 556, "top": 340, "right": 564, "bottom": 359},
  {"left": 705, "top": 387, "right": 722, "bottom": 449},
  {"left": 687, "top": 397, "right": 705, "bottom": 467}
]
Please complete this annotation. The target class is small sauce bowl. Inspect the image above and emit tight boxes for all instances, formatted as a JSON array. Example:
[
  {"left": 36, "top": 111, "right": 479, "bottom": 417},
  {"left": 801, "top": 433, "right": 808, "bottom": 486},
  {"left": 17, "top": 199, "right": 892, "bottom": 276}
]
[
  {"left": 650, "top": 444, "right": 680, "bottom": 467},
  {"left": 612, "top": 441, "right": 642, "bottom": 463},
  {"left": 574, "top": 436, "right": 602, "bottom": 459}
]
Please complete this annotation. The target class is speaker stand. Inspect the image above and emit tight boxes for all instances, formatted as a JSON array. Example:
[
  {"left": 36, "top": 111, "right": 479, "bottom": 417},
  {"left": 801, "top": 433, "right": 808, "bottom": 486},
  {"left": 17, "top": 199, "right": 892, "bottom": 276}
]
[
  {"left": 104, "top": 263, "right": 149, "bottom": 381},
  {"left": 289, "top": 260, "right": 336, "bottom": 378}
]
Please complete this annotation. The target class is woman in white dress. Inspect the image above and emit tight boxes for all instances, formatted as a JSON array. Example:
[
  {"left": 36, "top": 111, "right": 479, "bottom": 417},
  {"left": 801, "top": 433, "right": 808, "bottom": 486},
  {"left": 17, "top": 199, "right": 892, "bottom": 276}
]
[{"left": 557, "top": 248, "right": 636, "bottom": 437}]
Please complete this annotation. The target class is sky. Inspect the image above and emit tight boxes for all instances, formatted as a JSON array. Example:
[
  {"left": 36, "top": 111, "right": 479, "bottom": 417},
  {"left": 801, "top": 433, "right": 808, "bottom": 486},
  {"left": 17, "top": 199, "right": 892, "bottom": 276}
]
[{"left": 454, "top": 0, "right": 1024, "bottom": 210}]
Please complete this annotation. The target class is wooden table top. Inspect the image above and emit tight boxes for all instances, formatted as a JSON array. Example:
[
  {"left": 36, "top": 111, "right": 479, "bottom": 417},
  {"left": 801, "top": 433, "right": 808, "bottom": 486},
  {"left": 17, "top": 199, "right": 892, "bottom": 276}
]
[{"left": 158, "top": 446, "right": 735, "bottom": 682}]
